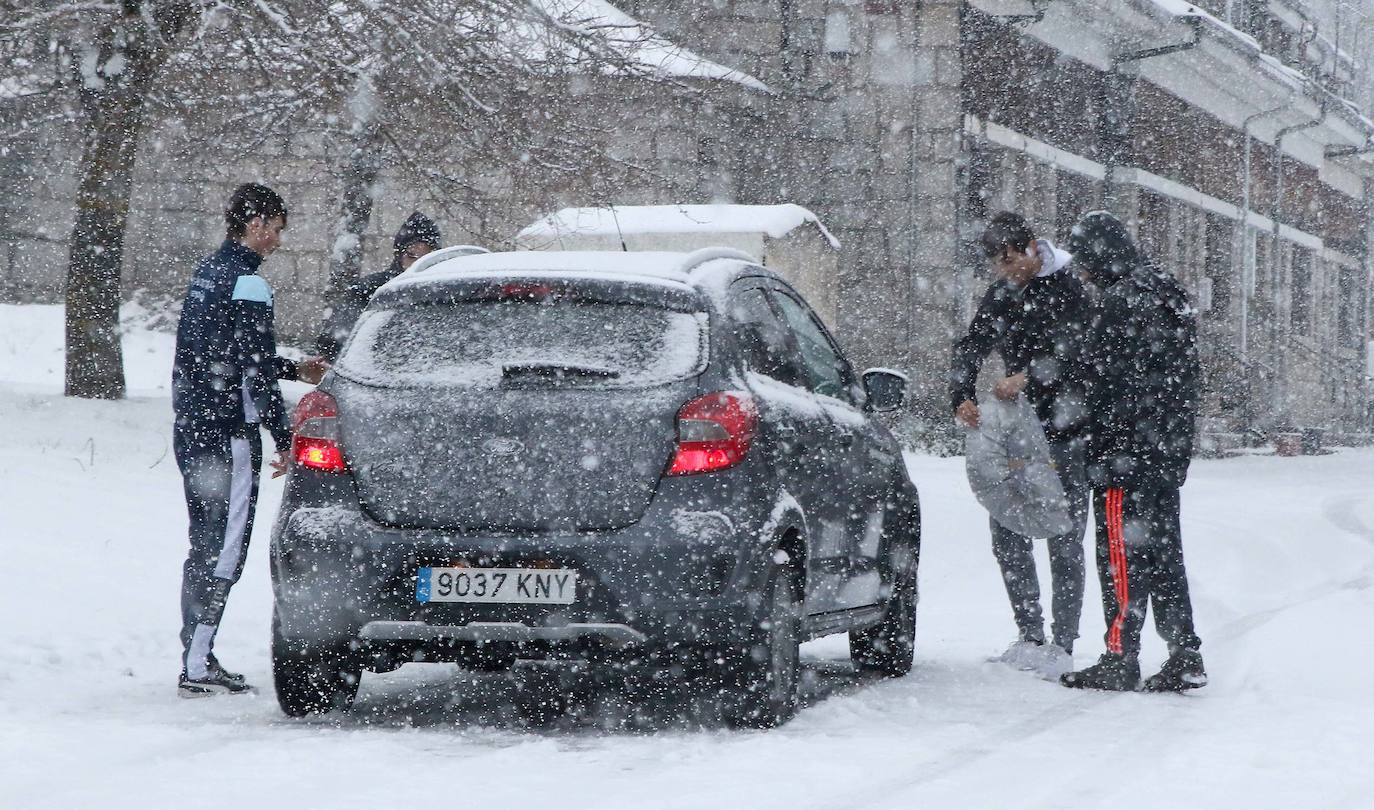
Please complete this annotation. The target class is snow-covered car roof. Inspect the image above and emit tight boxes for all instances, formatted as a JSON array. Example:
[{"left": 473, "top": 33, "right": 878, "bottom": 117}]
[
  {"left": 385, "top": 248, "right": 765, "bottom": 304},
  {"left": 517, "top": 204, "right": 840, "bottom": 249}
]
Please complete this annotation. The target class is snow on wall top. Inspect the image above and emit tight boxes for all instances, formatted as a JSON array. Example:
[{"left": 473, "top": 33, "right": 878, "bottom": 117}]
[
  {"left": 536, "top": 1, "right": 769, "bottom": 91},
  {"left": 1143, "top": 0, "right": 1371, "bottom": 137},
  {"left": 517, "top": 204, "right": 842, "bottom": 249},
  {"left": 1145, "top": 0, "right": 1262, "bottom": 52}
]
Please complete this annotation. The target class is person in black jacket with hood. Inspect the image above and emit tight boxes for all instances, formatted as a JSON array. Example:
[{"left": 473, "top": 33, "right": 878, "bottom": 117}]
[
  {"left": 314, "top": 211, "right": 442, "bottom": 362},
  {"left": 951, "top": 211, "right": 1091, "bottom": 677},
  {"left": 1060, "top": 210, "right": 1207, "bottom": 693}
]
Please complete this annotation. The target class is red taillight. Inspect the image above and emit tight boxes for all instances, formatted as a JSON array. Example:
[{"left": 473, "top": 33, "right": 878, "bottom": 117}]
[
  {"left": 291, "top": 390, "right": 347, "bottom": 473},
  {"left": 293, "top": 436, "right": 345, "bottom": 471},
  {"left": 291, "top": 390, "right": 338, "bottom": 431},
  {"left": 666, "top": 391, "right": 757, "bottom": 475}
]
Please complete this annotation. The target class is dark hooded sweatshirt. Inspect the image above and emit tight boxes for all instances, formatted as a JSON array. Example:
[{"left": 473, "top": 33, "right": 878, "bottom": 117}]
[
  {"left": 1068, "top": 212, "right": 1201, "bottom": 490},
  {"left": 949, "top": 239, "right": 1091, "bottom": 443},
  {"left": 314, "top": 212, "right": 441, "bottom": 362},
  {"left": 172, "top": 240, "right": 298, "bottom": 450}
]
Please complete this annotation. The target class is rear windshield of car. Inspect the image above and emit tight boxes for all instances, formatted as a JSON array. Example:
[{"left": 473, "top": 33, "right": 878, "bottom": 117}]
[{"left": 335, "top": 300, "right": 708, "bottom": 389}]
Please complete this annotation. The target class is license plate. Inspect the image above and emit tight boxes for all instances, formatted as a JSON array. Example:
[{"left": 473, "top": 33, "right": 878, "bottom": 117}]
[{"left": 415, "top": 567, "right": 579, "bottom": 605}]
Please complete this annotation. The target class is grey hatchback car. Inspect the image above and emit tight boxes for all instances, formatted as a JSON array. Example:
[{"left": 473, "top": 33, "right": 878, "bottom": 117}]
[{"left": 269, "top": 247, "right": 920, "bottom": 727}]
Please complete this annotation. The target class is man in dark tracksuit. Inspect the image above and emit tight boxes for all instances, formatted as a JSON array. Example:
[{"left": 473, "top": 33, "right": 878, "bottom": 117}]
[
  {"left": 951, "top": 211, "right": 1091, "bottom": 676},
  {"left": 314, "top": 211, "right": 441, "bottom": 362},
  {"left": 172, "top": 183, "right": 325, "bottom": 697},
  {"left": 1061, "top": 211, "right": 1207, "bottom": 692}
]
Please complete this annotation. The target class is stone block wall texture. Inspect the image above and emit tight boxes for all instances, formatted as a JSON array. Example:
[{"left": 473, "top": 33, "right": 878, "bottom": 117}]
[{"left": 2, "top": 1, "right": 1369, "bottom": 432}]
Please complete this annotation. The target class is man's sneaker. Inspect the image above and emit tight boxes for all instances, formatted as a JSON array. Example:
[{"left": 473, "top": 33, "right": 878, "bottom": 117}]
[
  {"left": 1142, "top": 649, "right": 1207, "bottom": 692},
  {"left": 1060, "top": 653, "right": 1140, "bottom": 691},
  {"left": 178, "top": 668, "right": 255, "bottom": 698},
  {"left": 206, "top": 655, "right": 246, "bottom": 687},
  {"left": 988, "top": 640, "right": 1049, "bottom": 671},
  {"left": 1034, "top": 644, "right": 1074, "bottom": 681}
]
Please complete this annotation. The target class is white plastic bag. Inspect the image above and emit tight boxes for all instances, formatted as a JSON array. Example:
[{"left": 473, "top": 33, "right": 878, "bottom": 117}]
[{"left": 964, "top": 397, "right": 1073, "bottom": 538}]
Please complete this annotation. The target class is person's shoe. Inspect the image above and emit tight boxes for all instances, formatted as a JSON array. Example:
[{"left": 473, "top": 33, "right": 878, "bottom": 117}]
[
  {"left": 1034, "top": 644, "right": 1074, "bottom": 681},
  {"left": 206, "top": 655, "right": 246, "bottom": 687},
  {"left": 988, "top": 639, "right": 1049, "bottom": 671},
  {"left": 178, "top": 668, "right": 255, "bottom": 698},
  {"left": 1142, "top": 649, "right": 1207, "bottom": 692},
  {"left": 1060, "top": 653, "right": 1140, "bottom": 691}
]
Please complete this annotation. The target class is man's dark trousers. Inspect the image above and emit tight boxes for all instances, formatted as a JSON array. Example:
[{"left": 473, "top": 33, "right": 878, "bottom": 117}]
[
  {"left": 990, "top": 436, "right": 1088, "bottom": 652},
  {"left": 1094, "top": 485, "right": 1202, "bottom": 660},
  {"left": 175, "top": 422, "right": 262, "bottom": 679}
]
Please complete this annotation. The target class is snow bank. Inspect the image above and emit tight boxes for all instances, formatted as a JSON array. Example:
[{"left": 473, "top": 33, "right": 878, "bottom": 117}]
[{"left": 3, "top": 304, "right": 1374, "bottom": 807}]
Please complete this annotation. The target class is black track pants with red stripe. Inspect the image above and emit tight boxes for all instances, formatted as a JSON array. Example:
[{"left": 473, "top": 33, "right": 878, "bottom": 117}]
[{"left": 1093, "top": 486, "right": 1202, "bottom": 660}]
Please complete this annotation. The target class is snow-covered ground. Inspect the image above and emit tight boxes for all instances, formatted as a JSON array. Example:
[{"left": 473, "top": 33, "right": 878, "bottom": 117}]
[{"left": 2, "top": 303, "right": 1372, "bottom": 808}]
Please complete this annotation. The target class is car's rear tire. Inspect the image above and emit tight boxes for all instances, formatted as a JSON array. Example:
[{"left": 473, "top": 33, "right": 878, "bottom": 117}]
[
  {"left": 514, "top": 667, "right": 572, "bottom": 727},
  {"left": 724, "top": 562, "right": 802, "bottom": 729},
  {"left": 272, "top": 614, "right": 361, "bottom": 717},
  {"left": 850, "top": 574, "right": 917, "bottom": 677}
]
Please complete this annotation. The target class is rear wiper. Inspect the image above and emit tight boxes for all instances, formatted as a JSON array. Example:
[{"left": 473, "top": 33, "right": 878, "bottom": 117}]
[{"left": 501, "top": 363, "right": 621, "bottom": 384}]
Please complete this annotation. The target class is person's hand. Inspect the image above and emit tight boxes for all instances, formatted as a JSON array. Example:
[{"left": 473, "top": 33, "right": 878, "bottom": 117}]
[
  {"left": 955, "top": 399, "right": 980, "bottom": 429},
  {"left": 270, "top": 450, "right": 289, "bottom": 478},
  {"left": 992, "top": 371, "right": 1027, "bottom": 401},
  {"left": 296, "top": 356, "right": 331, "bottom": 385}
]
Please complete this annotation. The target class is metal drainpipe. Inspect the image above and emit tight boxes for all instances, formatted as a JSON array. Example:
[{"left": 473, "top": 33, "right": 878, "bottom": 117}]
[{"left": 1270, "top": 102, "right": 1329, "bottom": 421}]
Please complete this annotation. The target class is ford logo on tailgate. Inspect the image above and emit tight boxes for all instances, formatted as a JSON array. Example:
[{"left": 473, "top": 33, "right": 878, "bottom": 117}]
[{"left": 482, "top": 437, "right": 525, "bottom": 457}]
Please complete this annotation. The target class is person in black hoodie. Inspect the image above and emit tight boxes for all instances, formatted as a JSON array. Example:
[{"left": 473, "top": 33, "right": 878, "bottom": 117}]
[
  {"left": 1060, "top": 210, "right": 1207, "bottom": 693},
  {"left": 951, "top": 211, "right": 1091, "bottom": 677},
  {"left": 314, "top": 211, "right": 442, "bottom": 362}
]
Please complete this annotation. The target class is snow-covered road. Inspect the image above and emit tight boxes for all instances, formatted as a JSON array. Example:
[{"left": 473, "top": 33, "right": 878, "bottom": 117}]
[{"left": 3, "top": 304, "right": 1372, "bottom": 809}]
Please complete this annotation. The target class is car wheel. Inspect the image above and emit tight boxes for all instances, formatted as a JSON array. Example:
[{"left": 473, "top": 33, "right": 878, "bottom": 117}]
[
  {"left": 724, "top": 562, "right": 802, "bottom": 729},
  {"left": 514, "top": 667, "right": 571, "bottom": 727},
  {"left": 850, "top": 574, "right": 917, "bottom": 677},
  {"left": 272, "top": 613, "right": 361, "bottom": 717}
]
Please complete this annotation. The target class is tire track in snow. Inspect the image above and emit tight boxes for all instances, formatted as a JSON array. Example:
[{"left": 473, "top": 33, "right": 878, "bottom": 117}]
[
  {"left": 1208, "top": 490, "right": 1374, "bottom": 645},
  {"left": 816, "top": 486, "right": 1374, "bottom": 807},
  {"left": 809, "top": 683, "right": 1142, "bottom": 809}
]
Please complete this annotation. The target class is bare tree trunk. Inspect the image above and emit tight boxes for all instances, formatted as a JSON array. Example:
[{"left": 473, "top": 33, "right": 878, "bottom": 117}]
[
  {"left": 63, "top": 3, "right": 190, "bottom": 399},
  {"left": 64, "top": 90, "right": 144, "bottom": 399},
  {"left": 326, "top": 73, "right": 387, "bottom": 304}
]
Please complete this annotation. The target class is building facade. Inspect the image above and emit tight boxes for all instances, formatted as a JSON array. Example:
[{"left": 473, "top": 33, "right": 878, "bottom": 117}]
[
  {"left": 2, "top": 0, "right": 1371, "bottom": 442},
  {"left": 624, "top": 0, "right": 1374, "bottom": 442}
]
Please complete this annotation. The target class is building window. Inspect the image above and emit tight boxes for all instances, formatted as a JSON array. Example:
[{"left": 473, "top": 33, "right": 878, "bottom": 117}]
[
  {"left": 1290, "top": 248, "right": 1312, "bottom": 336},
  {"left": 1337, "top": 266, "right": 1360, "bottom": 348},
  {"left": 1054, "top": 171, "right": 1097, "bottom": 243},
  {"left": 1137, "top": 192, "right": 1171, "bottom": 264},
  {"left": 1204, "top": 214, "right": 1232, "bottom": 319},
  {"left": 824, "top": 10, "right": 853, "bottom": 61}
]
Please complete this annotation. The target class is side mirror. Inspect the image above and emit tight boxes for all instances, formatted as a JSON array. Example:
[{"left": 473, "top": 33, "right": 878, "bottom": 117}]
[{"left": 862, "top": 368, "right": 907, "bottom": 412}]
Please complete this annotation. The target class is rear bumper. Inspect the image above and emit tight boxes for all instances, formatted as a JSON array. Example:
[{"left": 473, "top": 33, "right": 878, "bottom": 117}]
[
  {"left": 269, "top": 505, "right": 769, "bottom": 649},
  {"left": 359, "top": 620, "right": 646, "bottom": 647}
]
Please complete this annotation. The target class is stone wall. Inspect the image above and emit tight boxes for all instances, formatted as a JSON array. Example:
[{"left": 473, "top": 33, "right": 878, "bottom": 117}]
[
  {"left": 3, "top": 1, "right": 1369, "bottom": 434},
  {"left": 0, "top": 75, "right": 755, "bottom": 345}
]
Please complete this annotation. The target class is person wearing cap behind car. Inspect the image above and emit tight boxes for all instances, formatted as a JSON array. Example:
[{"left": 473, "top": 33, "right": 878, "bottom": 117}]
[{"left": 314, "top": 211, "right": 442, "bottom": 362}]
